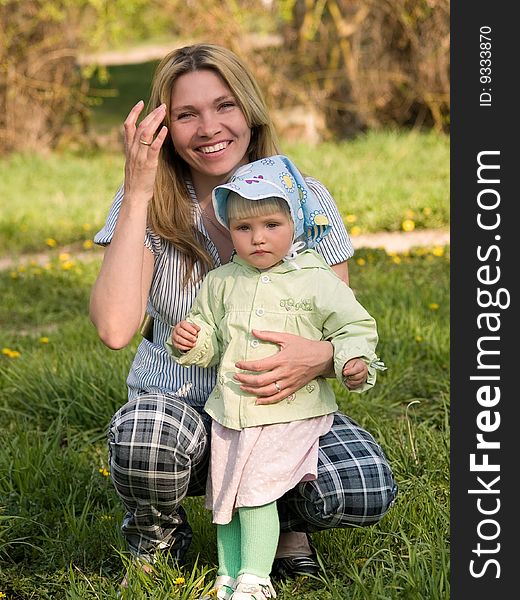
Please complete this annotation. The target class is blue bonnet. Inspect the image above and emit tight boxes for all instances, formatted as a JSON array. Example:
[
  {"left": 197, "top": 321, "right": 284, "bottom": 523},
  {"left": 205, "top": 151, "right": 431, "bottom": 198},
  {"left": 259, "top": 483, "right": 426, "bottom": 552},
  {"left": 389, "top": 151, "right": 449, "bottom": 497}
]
[{"left": 212, "top": 154, "right": 331, "bottom": 248}]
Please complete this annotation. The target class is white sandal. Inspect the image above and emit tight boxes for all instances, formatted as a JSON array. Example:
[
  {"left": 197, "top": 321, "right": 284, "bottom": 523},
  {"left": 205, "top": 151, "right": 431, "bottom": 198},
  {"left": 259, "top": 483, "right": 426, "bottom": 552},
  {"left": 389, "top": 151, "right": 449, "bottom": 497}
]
[
  {"left": 200, "top": 574, "right": 236, "bottom": 600},
  {"left": 230, "top": 573, "right": 276, "bottom": 600}
]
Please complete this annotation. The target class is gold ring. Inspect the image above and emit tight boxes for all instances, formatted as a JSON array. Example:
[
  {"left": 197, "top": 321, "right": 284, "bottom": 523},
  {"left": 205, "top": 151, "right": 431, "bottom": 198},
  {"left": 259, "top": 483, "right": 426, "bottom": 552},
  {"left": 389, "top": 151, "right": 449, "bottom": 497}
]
[
  {"left": 139, "top": 138, "right": 152, "bottom": 146},
  {"left": 274, "top": 381, "right": 281, "bottom": 393}
]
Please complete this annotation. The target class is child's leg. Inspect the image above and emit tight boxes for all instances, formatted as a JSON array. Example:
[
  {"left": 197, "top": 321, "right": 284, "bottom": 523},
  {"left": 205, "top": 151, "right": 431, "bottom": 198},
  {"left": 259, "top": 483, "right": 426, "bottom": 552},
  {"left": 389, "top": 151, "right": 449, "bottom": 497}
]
[
  {"left": 238, "top": 502, "right": 280, "bottom": 578},
  {"left": 217, "top": 513, "right": 241, "bottom": 580}
]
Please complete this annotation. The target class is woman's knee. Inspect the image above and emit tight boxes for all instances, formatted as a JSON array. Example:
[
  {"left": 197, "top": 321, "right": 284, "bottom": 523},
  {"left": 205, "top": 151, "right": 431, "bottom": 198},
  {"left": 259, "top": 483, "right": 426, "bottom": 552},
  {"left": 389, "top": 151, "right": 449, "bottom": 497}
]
[
  {"left": 108, "top": 393, "right": 209, "bottom": 482},
  {"left": 286, "top": 413, "right": 398, "bottom": 529}
]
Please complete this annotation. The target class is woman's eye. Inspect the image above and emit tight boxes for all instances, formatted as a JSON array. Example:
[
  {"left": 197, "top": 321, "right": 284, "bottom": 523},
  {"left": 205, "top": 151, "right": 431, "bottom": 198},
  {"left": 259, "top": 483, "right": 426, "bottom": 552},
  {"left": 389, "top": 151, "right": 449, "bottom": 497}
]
[
  {"left": 219, "top": 102, "right": 235, "bottom": 111},
  {"left": 176, "top": 112, "right": 194, "bottom": 120}
]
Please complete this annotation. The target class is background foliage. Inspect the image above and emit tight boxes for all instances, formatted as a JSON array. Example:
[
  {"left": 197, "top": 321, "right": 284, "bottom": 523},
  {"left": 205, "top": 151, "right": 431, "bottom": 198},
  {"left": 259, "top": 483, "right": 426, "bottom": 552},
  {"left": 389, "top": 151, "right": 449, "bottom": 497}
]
[{"left": 0, "top": 0, "right": 449, "bottom": 153}]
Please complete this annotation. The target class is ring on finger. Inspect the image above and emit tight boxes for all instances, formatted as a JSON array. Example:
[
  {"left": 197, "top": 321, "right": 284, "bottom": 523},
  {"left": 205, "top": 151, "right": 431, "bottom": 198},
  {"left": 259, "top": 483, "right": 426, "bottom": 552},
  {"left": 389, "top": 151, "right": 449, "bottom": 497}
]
[
  {"left": 274, "top": 381, "right": 282, "bottom": 393},
  {"left": 139, "top": 138, "right": 152, "bottom": 146}
]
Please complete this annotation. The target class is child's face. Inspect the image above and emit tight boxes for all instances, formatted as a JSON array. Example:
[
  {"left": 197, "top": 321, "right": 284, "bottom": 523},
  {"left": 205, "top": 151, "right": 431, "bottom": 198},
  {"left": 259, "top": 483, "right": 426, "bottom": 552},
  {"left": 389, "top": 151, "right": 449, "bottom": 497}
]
[{"left": 229, "top": 210, "right": 294, "bottom": 270}]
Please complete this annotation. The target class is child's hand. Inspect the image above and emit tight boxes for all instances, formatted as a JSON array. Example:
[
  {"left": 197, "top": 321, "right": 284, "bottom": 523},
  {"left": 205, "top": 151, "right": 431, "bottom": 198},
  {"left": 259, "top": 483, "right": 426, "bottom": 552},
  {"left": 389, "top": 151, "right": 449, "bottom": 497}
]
[
  {"left": 342, "top": 358, "right": 368, "bottom": 389},
  {"left": 172, "top": 320, "right": 200, "bottom": 352}
]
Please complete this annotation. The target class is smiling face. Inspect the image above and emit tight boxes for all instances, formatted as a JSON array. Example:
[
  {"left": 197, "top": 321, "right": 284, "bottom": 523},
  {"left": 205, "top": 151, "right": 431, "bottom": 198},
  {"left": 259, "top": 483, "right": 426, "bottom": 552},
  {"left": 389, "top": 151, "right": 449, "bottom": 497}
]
[
  {"left": 169, "top": 69, "right": 252, "bottom": 186},
  {"left": 229, "top": 209, "right": 294, "bottom": 270}
]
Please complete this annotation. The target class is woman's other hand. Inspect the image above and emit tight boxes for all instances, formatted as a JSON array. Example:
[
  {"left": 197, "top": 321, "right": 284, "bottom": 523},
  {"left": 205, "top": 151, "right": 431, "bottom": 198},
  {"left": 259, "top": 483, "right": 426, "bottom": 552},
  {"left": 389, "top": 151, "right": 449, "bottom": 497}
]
[
  {"left": 233, "top": 330, "right": 334, "bottom": 405},
  {"left": 123, "top": 101, "right": 169, "bottom": 200}
]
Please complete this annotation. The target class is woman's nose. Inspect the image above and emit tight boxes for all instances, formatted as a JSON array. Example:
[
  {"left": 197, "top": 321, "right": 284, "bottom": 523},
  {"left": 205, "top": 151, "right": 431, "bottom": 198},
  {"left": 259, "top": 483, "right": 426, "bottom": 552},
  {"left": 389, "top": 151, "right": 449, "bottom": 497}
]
[{"left": 197, "top": 113, "right": 221, "bottom": 138}]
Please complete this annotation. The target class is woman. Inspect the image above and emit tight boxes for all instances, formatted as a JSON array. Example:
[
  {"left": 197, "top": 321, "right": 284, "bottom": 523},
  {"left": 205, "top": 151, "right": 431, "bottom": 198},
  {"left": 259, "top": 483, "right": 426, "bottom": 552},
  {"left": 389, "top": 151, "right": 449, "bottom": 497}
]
[{"left": 90, "top": 43, "right": 397, "bottom": 583}]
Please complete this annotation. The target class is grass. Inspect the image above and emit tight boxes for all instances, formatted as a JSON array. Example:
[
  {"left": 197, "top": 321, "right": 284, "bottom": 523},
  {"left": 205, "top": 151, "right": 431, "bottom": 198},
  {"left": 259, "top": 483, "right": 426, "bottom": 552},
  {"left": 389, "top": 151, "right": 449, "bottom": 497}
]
[
  {"left": 0, "top": 243, "right": 450, "bottom": 599},
  {"left": 0, "top": 130, "right": 449, "bottom": 257}
]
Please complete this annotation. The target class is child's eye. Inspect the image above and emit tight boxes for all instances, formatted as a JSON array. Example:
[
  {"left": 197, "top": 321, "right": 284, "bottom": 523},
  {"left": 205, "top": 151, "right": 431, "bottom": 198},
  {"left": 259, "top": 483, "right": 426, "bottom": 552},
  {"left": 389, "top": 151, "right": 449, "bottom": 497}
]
[{"left": 266, "top": 222, "right": 279, "bottom": 229}]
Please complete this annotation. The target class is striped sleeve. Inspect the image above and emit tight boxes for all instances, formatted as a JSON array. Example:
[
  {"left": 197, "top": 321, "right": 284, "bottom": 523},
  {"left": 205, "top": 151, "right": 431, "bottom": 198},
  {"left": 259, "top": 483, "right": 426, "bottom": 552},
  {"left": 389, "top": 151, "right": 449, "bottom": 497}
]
[
  {"left": 93, "top": 184, "right": 161, "bottom": 255},
  {"left": 305, "top": 177, "right": 354, "bottom": 265}
]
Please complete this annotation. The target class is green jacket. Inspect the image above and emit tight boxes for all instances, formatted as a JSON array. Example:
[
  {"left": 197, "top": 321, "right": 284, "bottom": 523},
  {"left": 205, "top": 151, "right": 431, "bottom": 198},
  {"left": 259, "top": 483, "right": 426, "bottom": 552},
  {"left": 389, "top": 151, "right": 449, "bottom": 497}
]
[{"left": 167, "top": 250, "right": 381, "bottom": 430}]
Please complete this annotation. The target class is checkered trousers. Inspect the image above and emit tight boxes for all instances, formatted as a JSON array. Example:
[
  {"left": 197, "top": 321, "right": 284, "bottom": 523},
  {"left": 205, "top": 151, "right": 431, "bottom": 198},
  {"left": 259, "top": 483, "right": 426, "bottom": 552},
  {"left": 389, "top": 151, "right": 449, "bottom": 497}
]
[{"left": 108, "top": 394, "right": 397, "bottom": 560}]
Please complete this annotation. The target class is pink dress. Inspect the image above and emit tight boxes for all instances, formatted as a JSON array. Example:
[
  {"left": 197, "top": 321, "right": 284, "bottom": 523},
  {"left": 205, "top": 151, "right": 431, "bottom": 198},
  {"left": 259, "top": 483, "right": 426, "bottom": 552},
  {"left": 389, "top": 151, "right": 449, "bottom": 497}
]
[{"left": 205, "top": 414, "right": 334, "bottom": 524}]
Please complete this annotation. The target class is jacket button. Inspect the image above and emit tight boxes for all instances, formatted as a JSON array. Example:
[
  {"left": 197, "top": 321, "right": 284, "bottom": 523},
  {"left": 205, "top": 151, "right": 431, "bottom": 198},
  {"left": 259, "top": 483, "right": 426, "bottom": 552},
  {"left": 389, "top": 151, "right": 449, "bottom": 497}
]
[
  {"left": 260, "top": 274, "right": 270, "bottom": 283},
  {"left": 250, "top": 339, "right": 259, "bottom": 348},
  {"left": 256, "top": 308, "right": 265, "bottom": 316}
]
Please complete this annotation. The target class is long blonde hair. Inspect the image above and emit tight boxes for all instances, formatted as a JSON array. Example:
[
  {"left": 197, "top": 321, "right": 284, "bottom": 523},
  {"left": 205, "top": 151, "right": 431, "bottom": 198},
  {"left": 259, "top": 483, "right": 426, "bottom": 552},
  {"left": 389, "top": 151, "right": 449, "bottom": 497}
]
[{"left": 146, "top": 43, "right": 281, "bottom": 283}]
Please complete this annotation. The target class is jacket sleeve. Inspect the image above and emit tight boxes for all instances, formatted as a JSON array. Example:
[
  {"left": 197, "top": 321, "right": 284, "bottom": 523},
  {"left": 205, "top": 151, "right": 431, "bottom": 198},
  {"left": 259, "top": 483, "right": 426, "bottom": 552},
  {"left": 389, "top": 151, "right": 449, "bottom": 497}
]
[
  {"left": 319, "top": 274, "right": 381, "bottom": 393},
  {"left": 165, "top": 273, "right": 224, "bottom": 368}
]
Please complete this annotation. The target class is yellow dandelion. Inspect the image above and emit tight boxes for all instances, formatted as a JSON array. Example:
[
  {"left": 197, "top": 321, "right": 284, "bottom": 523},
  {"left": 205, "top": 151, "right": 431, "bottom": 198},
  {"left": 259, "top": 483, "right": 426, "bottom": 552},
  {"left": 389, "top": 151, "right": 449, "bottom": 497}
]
[
  {"left": 174, "top": 577, "right": 185, "bottom": 585},
  {"left": 1, "top": 348, "right": 11, "bottom": 355},
  {"left": 345, "top": 214, "right": 357, "bottom": 223},
  {"left": 82, "top": 223, "right": 92, "bottom": 231},
  {"left": 429, "top": 303, "right": 440, "bottom": 310},
  {"left": 432, "top": 246, "right": 444, "bottom": 257},
  {"left": 415, "top": 335, "right": 423, "bottom": 342},
  {"left": 59, "top": 252, "right": 71, "bottom": 262},
  {"left": 0, "top": 591, "right": 6, "bottom": 598},
  {"left": 46, "top": 238, "right": 57, "bottom": 247},
  {"left": 423, "top": 207, "right": 432, "bottom": 216},
  {"left": 401, "top": 219, "right": 415, "bottom": 232},
  {"left": 83, "top": 239, "right": 94, "bottom": 250},
  {"left": 40, "top": 337, "right": 50, "bottom": 344},
  {"left": 18, "top": 265, "right": 26, "bottom": 273},
  {"left": 99, "top": 467, "right": 110, "bottom": 477},
  {"left": 405, "top": 209, "right": 416, "bottom": 219},
  {"left": 10, "top": 271, "right": 18, "bottom": 279},
  {"left": 2, "top": 348, "right": 21, "bottom": 359},
  {"left": 61, "top": 260, "right": 75, "bottom": 270},
  {"left": 356, "top": 258, "right": 366, "bottom": 266},
  {"left": 392, "top": 256, "right": 402, "bottom": 264},
  {"left": 350, "top": 225, "right": 361, "bottom": 236}
]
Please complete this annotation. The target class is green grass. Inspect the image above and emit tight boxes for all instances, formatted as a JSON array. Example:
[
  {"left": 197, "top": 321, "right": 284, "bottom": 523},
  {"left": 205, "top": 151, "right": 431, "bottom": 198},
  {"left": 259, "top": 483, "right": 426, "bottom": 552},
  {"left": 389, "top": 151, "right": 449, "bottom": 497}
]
[
  {"left": 0, "top": 130, "right": 449, "bottom": 256},
  {"left": 0, "top": 244, "right": 449, "bottom": 599}
]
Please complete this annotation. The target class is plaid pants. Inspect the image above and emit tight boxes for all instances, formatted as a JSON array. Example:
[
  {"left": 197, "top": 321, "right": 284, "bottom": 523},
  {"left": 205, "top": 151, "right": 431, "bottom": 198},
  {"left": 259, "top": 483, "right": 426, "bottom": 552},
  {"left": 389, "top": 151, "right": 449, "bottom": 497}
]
[{"left": 108, "top": 393, "right": 397, "bottom": 560}]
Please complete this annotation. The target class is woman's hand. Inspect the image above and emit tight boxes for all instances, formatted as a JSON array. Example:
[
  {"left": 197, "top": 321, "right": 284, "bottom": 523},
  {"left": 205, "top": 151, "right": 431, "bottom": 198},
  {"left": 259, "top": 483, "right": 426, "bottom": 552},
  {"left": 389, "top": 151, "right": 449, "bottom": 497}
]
[
  {"left": 342, "top": 357, "right": 368, "bottom": 389},
  {"left": 233, "top": 330, "right": 334, "bottom": 405},
  {"left": 123, "top": 101, "right": 169, "bottom": 200}
]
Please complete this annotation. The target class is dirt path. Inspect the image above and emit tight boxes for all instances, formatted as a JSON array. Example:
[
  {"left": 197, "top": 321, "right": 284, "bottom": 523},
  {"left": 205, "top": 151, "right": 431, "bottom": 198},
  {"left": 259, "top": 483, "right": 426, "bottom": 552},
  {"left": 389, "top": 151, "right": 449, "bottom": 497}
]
[{"left": 0, "top": 228, "right": 449, "bottom": 271}]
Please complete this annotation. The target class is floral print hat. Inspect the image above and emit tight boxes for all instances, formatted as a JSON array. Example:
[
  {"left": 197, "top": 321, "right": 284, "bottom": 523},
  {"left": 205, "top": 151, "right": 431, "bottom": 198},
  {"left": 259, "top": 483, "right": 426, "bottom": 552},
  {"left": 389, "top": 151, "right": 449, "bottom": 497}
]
[{"left": 212, "top": 154, "right": 331, "bottom": 248}]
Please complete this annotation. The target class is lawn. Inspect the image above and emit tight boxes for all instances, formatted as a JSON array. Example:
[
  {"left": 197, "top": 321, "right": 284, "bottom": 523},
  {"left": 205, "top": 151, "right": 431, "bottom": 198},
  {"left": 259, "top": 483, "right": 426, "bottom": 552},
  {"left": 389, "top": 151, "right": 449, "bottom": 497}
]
[{"left": 0, "top": 132, "right": 450, "bottom": 598}]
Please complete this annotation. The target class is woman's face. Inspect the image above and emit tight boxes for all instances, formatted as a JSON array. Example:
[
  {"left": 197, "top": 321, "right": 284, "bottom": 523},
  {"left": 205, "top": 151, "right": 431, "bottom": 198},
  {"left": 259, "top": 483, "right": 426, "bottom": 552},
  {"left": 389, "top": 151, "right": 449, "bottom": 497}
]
[{"left": 169, "top": 69, "right": 252, "bottom": 182}]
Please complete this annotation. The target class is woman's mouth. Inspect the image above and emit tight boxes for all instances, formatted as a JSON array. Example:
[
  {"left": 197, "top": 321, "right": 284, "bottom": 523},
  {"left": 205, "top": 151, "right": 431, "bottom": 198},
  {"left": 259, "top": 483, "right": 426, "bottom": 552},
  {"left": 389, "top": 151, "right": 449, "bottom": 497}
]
[{"left": 197, "top": 141, "right": 230, "bottom": 154}]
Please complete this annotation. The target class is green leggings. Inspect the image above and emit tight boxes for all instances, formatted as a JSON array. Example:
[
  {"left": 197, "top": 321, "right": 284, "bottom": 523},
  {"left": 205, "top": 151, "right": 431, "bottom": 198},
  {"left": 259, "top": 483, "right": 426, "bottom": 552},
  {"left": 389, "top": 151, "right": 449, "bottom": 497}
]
[{"left": 216, "top": 502, "right": 280, "bottom": 579}]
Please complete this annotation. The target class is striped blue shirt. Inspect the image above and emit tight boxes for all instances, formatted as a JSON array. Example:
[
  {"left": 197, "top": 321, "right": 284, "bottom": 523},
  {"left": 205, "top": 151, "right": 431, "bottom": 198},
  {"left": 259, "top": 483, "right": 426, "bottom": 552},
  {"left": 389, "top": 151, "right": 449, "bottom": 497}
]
[{"left": 94, "top": 177, "right": 354, "bottom": 410}]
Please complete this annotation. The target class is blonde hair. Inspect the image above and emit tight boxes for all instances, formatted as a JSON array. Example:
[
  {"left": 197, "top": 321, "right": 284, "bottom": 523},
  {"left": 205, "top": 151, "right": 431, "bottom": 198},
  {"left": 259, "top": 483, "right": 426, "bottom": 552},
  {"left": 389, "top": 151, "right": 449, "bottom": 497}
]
[
  {"left": 226, "top": 193, "right": 291, "bottom": 224},
  {"left": 146, "top": 43, "right": 281, "bottom": 284}
]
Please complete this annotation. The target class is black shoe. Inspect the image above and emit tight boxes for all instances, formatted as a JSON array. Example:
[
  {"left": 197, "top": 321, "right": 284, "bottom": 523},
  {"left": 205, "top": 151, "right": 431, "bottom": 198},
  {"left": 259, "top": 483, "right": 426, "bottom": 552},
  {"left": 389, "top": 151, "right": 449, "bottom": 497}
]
[
  {"left": 271, "top": 533, "right": 320, "bottom": 579},
  {"left": 271, "top": 554, "right": 320, "bottom": 579}
]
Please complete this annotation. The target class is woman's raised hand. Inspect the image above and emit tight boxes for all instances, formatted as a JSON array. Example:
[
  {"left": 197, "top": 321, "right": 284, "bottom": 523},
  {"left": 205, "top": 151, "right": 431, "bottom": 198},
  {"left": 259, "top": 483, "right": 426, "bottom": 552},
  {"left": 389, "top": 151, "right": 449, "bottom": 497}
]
[
  {"left": 233, "top": 330, "right": 335, "bottom": 405},
  {"left": 123, "top": 101, "right": 169, "bottom": 200}
]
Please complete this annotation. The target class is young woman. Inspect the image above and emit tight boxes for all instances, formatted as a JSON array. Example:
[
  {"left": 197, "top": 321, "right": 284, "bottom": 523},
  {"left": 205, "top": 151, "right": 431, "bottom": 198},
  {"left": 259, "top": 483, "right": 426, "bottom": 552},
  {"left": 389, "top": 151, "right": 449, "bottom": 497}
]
[{"left": 89, "top": 43, "right": 397, "bottom": 587}]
